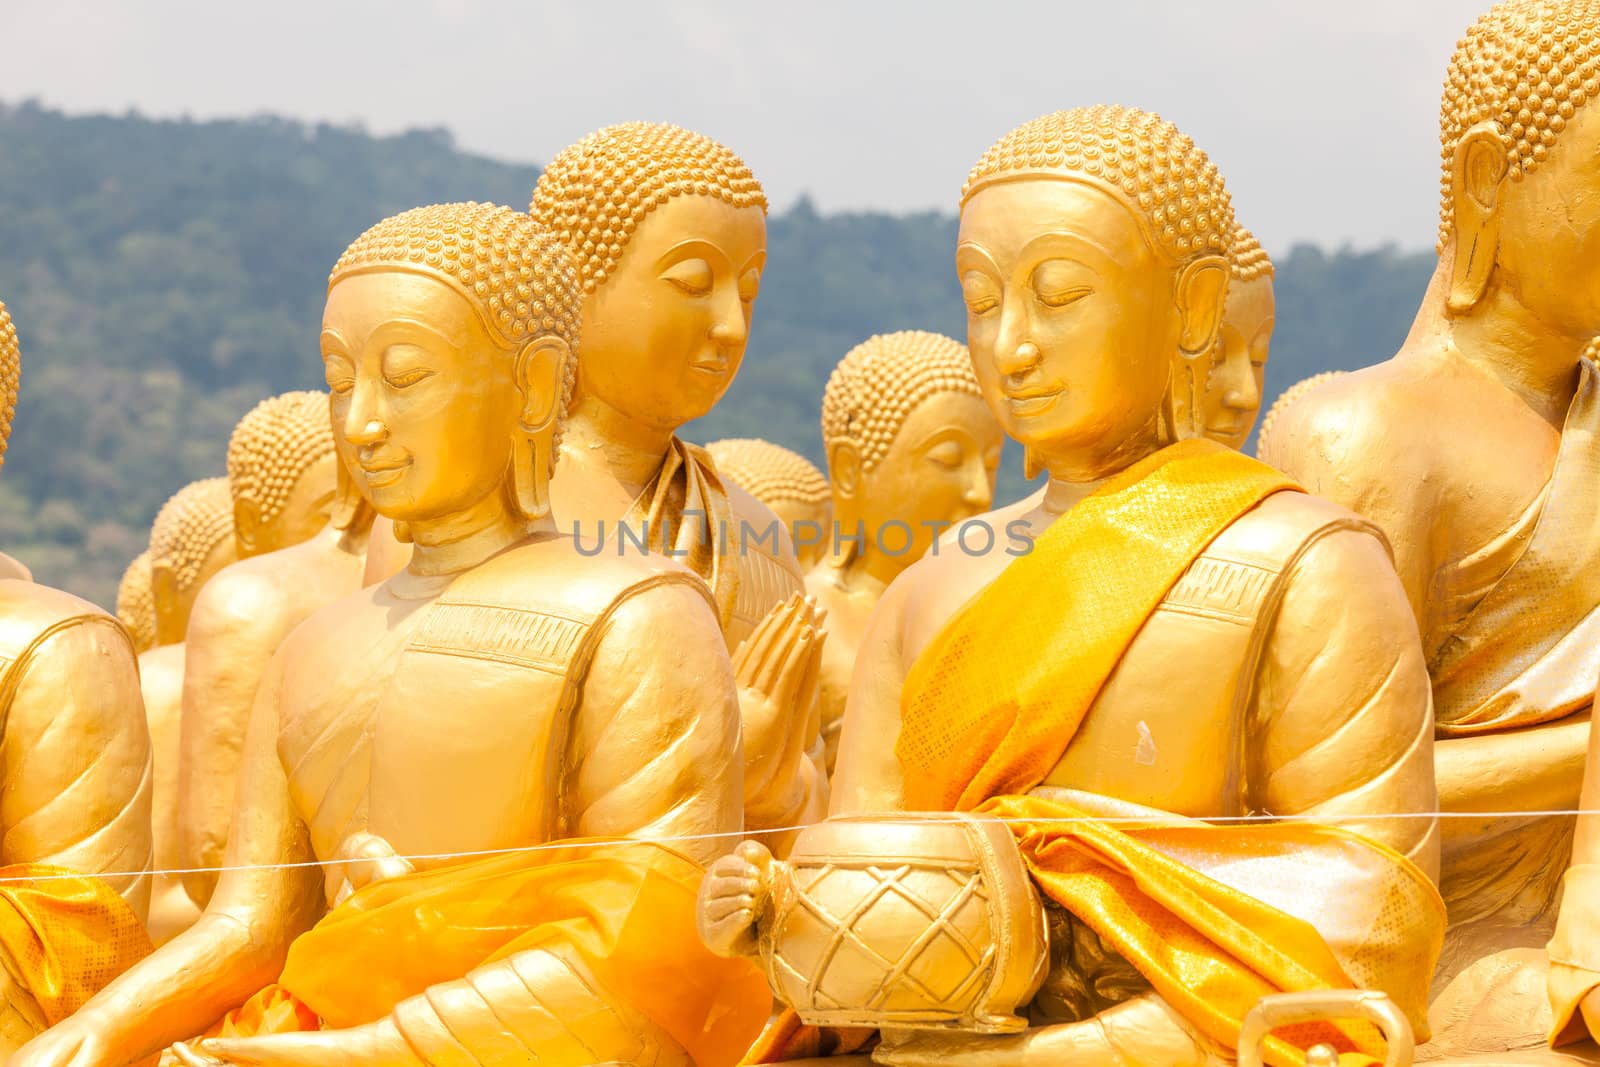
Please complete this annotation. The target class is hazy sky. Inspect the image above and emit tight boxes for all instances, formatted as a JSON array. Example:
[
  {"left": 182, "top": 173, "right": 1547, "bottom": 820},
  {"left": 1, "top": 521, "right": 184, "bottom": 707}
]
[{"left": 5, "top": 0, "right": 1490, "bottom": 251}]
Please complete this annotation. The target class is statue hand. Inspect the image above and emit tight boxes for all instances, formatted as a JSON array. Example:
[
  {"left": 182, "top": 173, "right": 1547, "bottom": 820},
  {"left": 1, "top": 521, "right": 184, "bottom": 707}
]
[
  {"left": 697, "top": 839, "right": 774, "bottom": 959},
  {"left": 734, "top": 593, "right": 826, "bottom": 825},
  {"left": 8, "top": 1014, "right": 121, "bottom": 1067},
  {"left": 330, "top": 831, "right": 415, "bottom": 905},
  {"left": 175, "top": 1020, "right": 420, "bottom": 1066}
]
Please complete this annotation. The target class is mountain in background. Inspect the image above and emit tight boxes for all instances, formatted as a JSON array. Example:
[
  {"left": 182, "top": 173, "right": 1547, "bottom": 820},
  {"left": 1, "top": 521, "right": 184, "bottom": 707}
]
[{"left": 0, "top": 101, "right": 1437, "bottom": 607}]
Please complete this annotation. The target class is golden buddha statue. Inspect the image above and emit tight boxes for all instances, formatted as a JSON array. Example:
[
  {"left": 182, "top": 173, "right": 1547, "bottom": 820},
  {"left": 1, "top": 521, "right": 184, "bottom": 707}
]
[
  {"left": 11, "top": 202, "right": 769, "bottom": 1067},
  {"left": 0, "top": 300, "right": 154, "bottom": 1055},
  {"left": 175, "top": 389, "right": 366, "bottom": 914},
  {"left": 140, "top": 477, "right": 239, "bottom": 945},
  {"left": 1548, "top": 685, "right": 1600, "bottom": 1052},
  {"left": 1260, "top": 0, "right": 1600, "bottom": 1006},
  {"left": 1200, "top": 225, "right": 1275, "bottom": 450},
  {"left": 701, "top": 106, "right": 1444, "bottom": 1067},
  {"left": 1256, "top": 371, "right": 1348, "bottom": 460},
  {"left": 705, "top": 438, "right": 832, "bottom": 569},
  {"left": 116, "top": 550, "right": 158, "bottom": 654},
  {"left": 531, "top": 122, "right": 825, "bottom": 836},
  {"left": 806, "top": 330, "right": 1001, "bottom": 776}
]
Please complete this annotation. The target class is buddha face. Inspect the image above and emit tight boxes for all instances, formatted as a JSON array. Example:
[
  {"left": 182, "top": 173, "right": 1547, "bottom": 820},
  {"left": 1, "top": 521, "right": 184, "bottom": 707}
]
[
  {"left": 1492, "top": 100, "right": 1600, "bottom": 340},
  {"left": 850, "top": 390, "right": 1001, "bottom": 572},
  {"left": 957, "top": 180, "right": 1186, "bottom": 469},
  {"left": 321, "top": 272, "right": 521, "bottom": 526},
  {"left": 577, "top": 195, "right": 766, "bottom": 431},
  {"left": 1202, "top": 276, "right": 1274, "bottom": 450}
]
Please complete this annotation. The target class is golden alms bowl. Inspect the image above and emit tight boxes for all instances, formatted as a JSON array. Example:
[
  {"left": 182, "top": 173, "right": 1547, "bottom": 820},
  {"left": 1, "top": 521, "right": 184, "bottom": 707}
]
[{"left": 760, "top": 812, "right": 1049, "bottom": 1033}]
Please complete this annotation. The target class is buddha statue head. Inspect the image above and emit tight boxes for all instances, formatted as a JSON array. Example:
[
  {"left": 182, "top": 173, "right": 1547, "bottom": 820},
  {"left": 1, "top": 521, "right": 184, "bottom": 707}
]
[
  {"left": 226, "top": 389, "right": 339, "bottom": 558},
  {"left": 704, "top": 438, "right": 832, "bottom": 568},
  {"left": 1435, "top": 0, "right": 1600, "bottom": 345},
  {"left": 820, "top": 330, "right": 1001, "bottom": 581},
  {"left": 530, "top": 122, "right": 767, "bottom": 435},
  {"left": 115, "top": 550, "right": 157, "bottom": 654},
  {"left": 322, "top": 202, "right": 579, "bottom": 545},
  {"left": 149, "top": 477, "right": 238, "bottom": 645},
  {"left": 1200, "top": 225, "right": 1275, "bottom": 450},
  {"left": 0, "top": 300, "right": 19, "bottom": 474},
  {"left": 958, "top": 107, "right": 1234, "bottom": 479}
]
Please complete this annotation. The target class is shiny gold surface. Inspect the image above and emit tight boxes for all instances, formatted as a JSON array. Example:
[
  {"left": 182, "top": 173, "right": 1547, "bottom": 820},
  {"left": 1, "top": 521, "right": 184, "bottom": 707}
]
[
  {"left": 1199, "top": 225, "right": 1275, "bottom": 451},
  {"left": 807, "top": 330, "right": 1001, "bottom": 776},
  {"left": 10, "top": 203, "right": 769, "bottom": 1067},
  {"left": 532, "top": 123, "right": 825, "bottom": 839},
  {"left": 702, "top": 106, "right": 1441, "bottom": 1067},
  {"left": 115, "top": 549, "right": 156, "bottom": 654},
  {"left": 1260, "top": 2, "right": 1600, "bottom": 1019},
  {"left": 0, "top": 300, "right": 154, "bottom": 1056},
  {"left": 176, "top": 388, "right": 373, "bottom": 912},
  {"left": 705, "top": 438, "right": 832, "bottom": 569}
]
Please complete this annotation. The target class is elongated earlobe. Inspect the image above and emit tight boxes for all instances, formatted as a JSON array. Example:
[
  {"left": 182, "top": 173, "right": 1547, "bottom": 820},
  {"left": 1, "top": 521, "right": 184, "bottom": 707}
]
[{"left": 1447, "top": 122, "right": 1510, "bottom": 315}]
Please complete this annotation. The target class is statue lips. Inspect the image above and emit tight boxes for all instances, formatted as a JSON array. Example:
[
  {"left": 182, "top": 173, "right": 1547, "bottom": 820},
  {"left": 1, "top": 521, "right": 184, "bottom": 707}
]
[
  {"left": 359, "top": 457, "right": 410, "bottom": 489},
  {"left": 1003, "top": 380, "right": 1064, "bottom": 418}
]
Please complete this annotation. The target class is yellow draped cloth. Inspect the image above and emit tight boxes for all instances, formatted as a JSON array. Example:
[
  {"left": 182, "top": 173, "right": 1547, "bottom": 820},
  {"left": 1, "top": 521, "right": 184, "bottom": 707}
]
[
  {"left": 0, "top": 863, "right": 152, "bottom": 1026},
  {"left": 211, "top": 841, "right": 771, "bottom": 1067},
  {"left": 751, "top": 440, "right": 1440, "bottom": 1067},
  {"left": 629, "top": 438, "right": 740, "bottom": 632}
]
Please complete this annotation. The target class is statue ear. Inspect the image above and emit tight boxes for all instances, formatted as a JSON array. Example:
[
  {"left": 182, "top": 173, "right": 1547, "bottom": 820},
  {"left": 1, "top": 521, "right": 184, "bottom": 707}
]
[
  {"left": 1448, "top": 121, "right": 1511, "bottom": 314},
  {"left": 233, "top": 496, "right": 260, "bottom": 558},
  {"left": 1175, "top": 256, "right": 1230, "bottom": 359},
  {"left": 511, "top": 336, "right": 570, "bottom": 520},
  {"left": 828, "top": 440, "right": 862, "bottom": 501},
  {"left": 150, "top": 557, "right": 181, "bottom": 646}
]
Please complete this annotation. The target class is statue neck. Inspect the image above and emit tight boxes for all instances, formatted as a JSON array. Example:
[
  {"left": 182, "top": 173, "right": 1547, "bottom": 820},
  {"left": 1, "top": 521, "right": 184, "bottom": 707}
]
[
  {"left": 1034, "top": 414, "right": 1165, "bottom": 505},
  {"left": 1431, "top": 258, "right": 1587, "bottom": 426},
  {"left": 564, "top": 393, "right": 679, "bottom": 498},
  {"left": 404, "top": 492, "right": 548, "bottom": 577}
]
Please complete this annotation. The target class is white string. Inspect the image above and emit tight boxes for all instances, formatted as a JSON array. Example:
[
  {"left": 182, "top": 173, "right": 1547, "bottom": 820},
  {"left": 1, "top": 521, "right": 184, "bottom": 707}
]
[{"left": 8, "top": 808, "right": 1600, "bottom": 886}]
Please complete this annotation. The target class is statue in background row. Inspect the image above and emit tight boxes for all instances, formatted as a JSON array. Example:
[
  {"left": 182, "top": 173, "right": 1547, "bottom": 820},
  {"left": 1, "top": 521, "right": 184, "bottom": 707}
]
[
  {"left": 1261, "top": 4, "right": 1600, "bottom": 1055},
  {"left": 705, "top": 438, "right": 832, "bottom": 570},
  {"left": 0, "top": 299, "right": 153, "bottom": 1056},
  {"left": 808, "top": 330, "right": 1001, "bottom": 775},
  {"left": 176, "top": 389, "right": 369, "bottom": 914},
  {"left": 116, "top": 549, "right": 157, "bottom": 653},
  {"left": 703, "top": 105, "right": 1443, "bottom": 1067},
  {"left": 139, "top": 477, "right": 236, "bottom": 944},
  {"left": 532, "top": 122, "right": 826, "bottom": 839}
]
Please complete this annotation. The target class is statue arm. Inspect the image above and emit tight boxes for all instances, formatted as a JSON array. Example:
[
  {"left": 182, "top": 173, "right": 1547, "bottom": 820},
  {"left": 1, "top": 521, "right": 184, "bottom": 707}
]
[
  {"left": 566, "top": 578, "right": 744, "bottom": 867},
  {"left": 1252, "top": 527, "right": 1440, "bottom": 875},
  {"left": 0, "top": 617, "right": 153, "bottom": 918},
  {"left": 1547, "top": 690, "right": 1600, "bottom": 1043},
  {"left": 1433, "top": 712, "right": 1590, "bottom": 853},
  {"left": 828, "top": 571, "right": 915, "bottom": 815},
  {"left": 13, "top": 650, "right": 324, "bottom": 1065},
  {"left": 177, "top": 574, "right": 285, "bottom": 909}
]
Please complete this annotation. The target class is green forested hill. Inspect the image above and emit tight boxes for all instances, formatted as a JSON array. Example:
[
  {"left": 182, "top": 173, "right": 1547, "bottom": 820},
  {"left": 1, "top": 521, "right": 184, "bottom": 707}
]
[{"left": 0, "top": 102, "right": 1436, "bottom": 607}]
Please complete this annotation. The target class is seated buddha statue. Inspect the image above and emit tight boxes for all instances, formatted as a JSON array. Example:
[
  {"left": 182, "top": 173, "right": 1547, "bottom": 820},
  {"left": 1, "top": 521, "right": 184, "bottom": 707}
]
[
  {"left": 806, "top": 330, "right": 1001, "bottom": 776},
  {"left": 0, "top": 300, "right": 154, "bottom": 1055},
  {"left": 9, "top": 202, "right": 769, "bottom": 1067},
  {"left": 140, "top": 477, "right": 240, "bottom": 944},
  {"left": 705, "top": 438, "right": 832, "bottom": 569},
  {"left": 530, "top": 122, "right": 825, "bottom": 835},
  {"left": 175, "top": 390, "right": 367, "bottom": 915},
  {"left": 1260, "top": 0, "right": 1600, "bottom": 1002},
  {"left": 701, "top": 107, "right": 1445, "bottom": 1067},
  {"left": 1199, "top": 225, "right": 1275, "bottom": 450},
  {"left": 115, "top": 550, "right": 157, "bottom": 654}
]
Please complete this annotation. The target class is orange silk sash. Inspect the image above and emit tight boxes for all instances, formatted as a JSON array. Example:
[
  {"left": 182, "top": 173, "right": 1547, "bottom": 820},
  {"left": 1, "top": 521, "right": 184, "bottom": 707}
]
[
  {"left": 0, "top": 863, "right": 152, "bottom": 1026},
  {"left": 212, "top": 841, "right": 770, "bottom": 1067},
  {"left": 896, "top": 438, "right": 1296, "bottom": 812}
]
